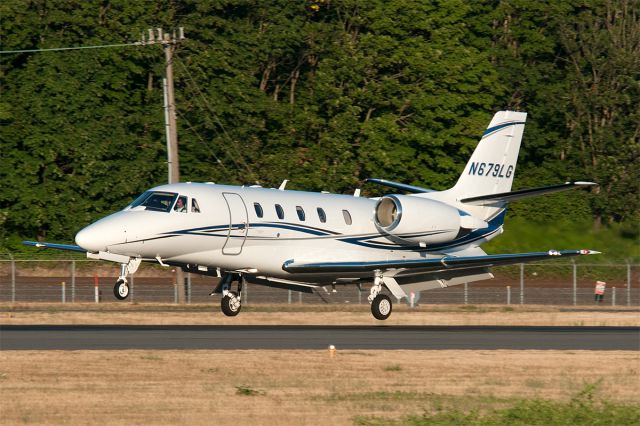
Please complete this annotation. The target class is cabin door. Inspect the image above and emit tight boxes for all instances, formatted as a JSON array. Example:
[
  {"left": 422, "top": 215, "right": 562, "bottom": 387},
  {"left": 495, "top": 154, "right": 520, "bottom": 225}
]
[{"left": 222, "top": 192, "right": 248, "bottom": 255}]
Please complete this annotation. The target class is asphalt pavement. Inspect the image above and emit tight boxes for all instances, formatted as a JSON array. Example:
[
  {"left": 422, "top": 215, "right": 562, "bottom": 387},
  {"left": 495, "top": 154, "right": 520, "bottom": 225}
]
[{"left": 1, "top": 325, "right": 638, "bottom": 350}]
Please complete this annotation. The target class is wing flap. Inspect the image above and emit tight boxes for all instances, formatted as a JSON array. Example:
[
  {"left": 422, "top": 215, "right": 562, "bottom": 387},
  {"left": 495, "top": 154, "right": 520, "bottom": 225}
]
[
  {"left": 244, "top": 276, "right": 318, "bottom": 294},
  {"left": 282, "top": 250, "right": 599, "bottom": 274}
]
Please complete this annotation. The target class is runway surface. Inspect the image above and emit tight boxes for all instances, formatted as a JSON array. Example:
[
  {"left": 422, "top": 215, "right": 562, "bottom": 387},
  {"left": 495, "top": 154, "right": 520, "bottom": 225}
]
[{"left": 1, "top": 325, "right": 638, "bottom": 350}]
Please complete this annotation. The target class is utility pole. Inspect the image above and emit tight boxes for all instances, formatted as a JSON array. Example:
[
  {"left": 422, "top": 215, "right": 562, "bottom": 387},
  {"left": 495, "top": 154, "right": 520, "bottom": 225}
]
[
  {"left": 143, "top": 27, "right": 187, "bottom": 302},
  {"left": 142, "top": 27, "right": 185, "bottom": 183}
]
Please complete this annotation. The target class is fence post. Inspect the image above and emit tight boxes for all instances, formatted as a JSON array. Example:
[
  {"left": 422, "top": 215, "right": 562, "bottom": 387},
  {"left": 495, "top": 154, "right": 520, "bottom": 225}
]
[
  {"left": 187, "top": 272, "right": 190, "bottom": 304},
  {"left": 71, "top": 260, "right": 76, "bottom": 303},
  {"left": 94, "top": 274, "right": 100, "bottom": 303},
  {"left": 572, "top": 260, "right": 577, "bottom": 306},
  {"left": 464, "top": 282, "right": 468, "bottom": 305},
  {"left": 612, "top": 286, "right": 616, "bottom": 306},
  {"left": 519, "top": 263, "right": 524, "bottom": 305},
  {"left": 61, "top": 281, "right": 66, "bottom": 303},
  {"left": 288, "top": 289, "right": 291, "bottom": 304},
  {"left": 130, "top": 274, "right": 135, "bottom": 303},
  {"left": 627, "top": 262, "right": 631, "bottom": 307},
  {"left": 174, "top": 281, "right": 178, "bottom": 304},
  {"left": 507, "top": 286, "right": 511, "bottom": 305},
  {"left": 10, "top": 256, "right": 16, "bottom": 303},
  {"left": 358, "top": 286, "right": 361, "bottom": 305},
  {"left": 298, "top": 291, "right": 302, "bottom": 304}
]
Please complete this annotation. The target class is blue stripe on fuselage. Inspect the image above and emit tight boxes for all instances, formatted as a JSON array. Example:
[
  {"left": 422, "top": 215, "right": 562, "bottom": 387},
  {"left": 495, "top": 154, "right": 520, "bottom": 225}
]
[{"left": 156, "top": 210, "right": 506, "bottom": 251}]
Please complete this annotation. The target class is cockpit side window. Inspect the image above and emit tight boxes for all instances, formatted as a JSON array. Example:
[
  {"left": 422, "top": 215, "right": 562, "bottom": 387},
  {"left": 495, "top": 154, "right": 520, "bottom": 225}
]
[
  {"left": 134, "top": 191, "right": 178, "bottom": 212},
  {"left": 174, "top": 195, "right": 188, "bottom": 213},
  {"left": 191, "top": 198, "right": 201, "bottom": 213}
]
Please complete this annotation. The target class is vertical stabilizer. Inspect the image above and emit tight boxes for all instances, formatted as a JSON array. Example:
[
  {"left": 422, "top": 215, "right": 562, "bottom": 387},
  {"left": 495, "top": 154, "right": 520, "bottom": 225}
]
[
  {"left": 452, "top": 111, "right": 527, "bottom": 198},
  {"left": 449, "top": 111, "right": 527, "bottom": 220}
]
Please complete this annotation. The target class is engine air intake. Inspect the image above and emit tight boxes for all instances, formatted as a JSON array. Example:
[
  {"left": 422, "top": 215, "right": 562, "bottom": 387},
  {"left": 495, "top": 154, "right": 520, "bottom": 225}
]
[{"left": 375, "top": 196, "right": 401, "bottom": 229}]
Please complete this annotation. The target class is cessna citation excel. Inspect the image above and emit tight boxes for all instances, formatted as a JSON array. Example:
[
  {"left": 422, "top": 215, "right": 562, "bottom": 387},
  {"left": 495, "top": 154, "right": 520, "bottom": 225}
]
[{"left": 25, "top": 111, "right": 599, "bottom": 320}]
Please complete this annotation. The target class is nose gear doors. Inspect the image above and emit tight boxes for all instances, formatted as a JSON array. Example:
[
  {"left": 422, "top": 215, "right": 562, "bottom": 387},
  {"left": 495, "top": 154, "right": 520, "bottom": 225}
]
[{"left": 222, "top": 192, "right": 248, "bottom": 255}]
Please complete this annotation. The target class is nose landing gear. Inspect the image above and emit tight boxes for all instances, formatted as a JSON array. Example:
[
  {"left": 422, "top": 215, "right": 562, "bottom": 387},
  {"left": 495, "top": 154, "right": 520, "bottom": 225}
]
[
  {"left": 114, "top": 278, "right": 129, "bottom": 300},
  {"left": 112, "top": 258, "right": 141, "bottom": 300}
]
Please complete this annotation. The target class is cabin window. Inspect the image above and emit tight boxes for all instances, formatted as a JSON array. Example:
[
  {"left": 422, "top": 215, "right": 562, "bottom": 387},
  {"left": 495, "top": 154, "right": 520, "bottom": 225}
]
[
  {"left": 275, "top": 204, "right": 285, "bottom": 220},
  {"left": 174, "top": 195, "right": 188, "bottom": 213},
  {"left": 130, "top": 191, "right": 177, "bottom": 213},
  {"left": 191, "top": 198, "right": 201, "bottom": 213},
  {"left": 317, "top": 207, "right": 327, "bottom": 223},
  {"left": 296, "top": 206, "right": 305, "bottom": 221},
  {"left": 342, "top": 209, "right": 352, "bottom": 225},
  {"left": 254, "top": 202, "right": 264, "bottom": 218}
]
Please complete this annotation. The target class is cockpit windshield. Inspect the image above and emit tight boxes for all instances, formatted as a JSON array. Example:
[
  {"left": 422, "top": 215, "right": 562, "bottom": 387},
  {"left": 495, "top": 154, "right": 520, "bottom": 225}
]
[{"left": 129, "top": 191, "right": 178, "bottom": 212}]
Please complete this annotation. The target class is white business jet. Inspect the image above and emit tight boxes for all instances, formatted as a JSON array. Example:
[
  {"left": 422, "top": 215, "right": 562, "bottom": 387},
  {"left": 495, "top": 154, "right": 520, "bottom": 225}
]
[{"left": 24, "top": 111, "right": 599, "bottom": 319}]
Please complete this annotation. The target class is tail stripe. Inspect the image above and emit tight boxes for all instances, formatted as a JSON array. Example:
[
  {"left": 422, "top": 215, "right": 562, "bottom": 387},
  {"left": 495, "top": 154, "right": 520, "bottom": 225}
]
[{"left": 482, "top": 121, "right": 526, "bottom": 138}]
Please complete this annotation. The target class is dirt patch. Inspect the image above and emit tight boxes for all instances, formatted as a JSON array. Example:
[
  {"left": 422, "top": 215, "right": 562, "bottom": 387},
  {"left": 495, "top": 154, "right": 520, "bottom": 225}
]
[
  {"left": 0, "top": 350, "right": 637, "bottom": 425},
  {"left": 1, "top": 303, "right": 638, "bottom": 326}
]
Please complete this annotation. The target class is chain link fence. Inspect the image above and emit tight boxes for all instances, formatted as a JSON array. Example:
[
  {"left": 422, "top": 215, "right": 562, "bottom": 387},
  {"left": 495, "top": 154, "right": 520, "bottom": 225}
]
[{"left": 0, "top": 259, "right": 638, "bottom": 306}]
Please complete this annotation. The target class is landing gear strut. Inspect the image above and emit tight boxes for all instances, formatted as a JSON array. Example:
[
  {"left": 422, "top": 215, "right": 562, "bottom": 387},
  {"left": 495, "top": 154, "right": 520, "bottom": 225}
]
[
  {"left": 216, "top": 273, "right": 244, "bottom": 316},
  {"left": 368, "top": 272, "right": 392, "bottom": 320},
  {"left": 113, "top": 258, "right": 141, "bottom": 300}
]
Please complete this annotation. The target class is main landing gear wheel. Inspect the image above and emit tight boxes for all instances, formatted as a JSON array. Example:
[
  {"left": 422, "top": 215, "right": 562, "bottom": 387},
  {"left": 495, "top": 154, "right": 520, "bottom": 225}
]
[
  {"left": 221, "top": 291, "right": 241, "bottom": 316},
  {"left": 114, "top": 279, "right": 129, "bottom": 300},
  {"left": 371, "top": 294, "right": 392, "bottom": 320}
]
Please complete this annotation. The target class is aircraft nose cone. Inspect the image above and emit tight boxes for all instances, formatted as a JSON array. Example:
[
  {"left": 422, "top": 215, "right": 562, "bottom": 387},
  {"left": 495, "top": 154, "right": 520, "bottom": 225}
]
[
  {"left": 74, "top": 211, "right": 130, "bottom": 253},
  {"left": 75, "top": 225, "right": 104, "bottom": 253}
]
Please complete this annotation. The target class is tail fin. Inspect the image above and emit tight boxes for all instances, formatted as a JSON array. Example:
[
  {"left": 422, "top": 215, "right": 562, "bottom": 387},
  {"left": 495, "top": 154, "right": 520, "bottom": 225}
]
[
  {"left": 449, "top": 111, "right": 527, "bottom": 220},
  {"left": 452, "top": 111, "right": 527, "bottom": 198}
]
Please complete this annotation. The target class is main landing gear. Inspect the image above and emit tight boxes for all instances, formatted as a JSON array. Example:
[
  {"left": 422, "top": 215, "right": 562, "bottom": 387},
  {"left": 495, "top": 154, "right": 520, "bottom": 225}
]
[
  {"left": 113, "top": 258, "right": 141, "bottom": 300},
  {"left": 368, "top": 272, "right": 393, "bottom": 320},
  {"left": 214, "top": 273, "right": 244, "bottom": 316}
]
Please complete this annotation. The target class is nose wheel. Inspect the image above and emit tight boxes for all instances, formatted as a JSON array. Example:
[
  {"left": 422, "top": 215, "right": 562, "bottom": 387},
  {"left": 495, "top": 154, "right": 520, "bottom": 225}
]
[
  {"left": 114, "top": 278, "right": 129, "bottom": 300},
  {"left": 112, "top": 259, "right": 141, "bottom": 300}
]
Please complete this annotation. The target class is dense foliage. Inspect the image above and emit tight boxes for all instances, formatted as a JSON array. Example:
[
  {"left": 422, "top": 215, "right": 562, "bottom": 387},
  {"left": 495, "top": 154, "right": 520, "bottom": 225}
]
[{"left": 1, "top": 0, "right": 638, "bottom": 250}]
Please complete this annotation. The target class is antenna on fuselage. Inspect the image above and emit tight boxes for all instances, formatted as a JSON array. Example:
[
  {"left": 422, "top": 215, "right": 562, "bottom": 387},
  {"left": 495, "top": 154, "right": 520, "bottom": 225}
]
[
  {"left": 278, "top": 180, "right": 289, "bottom": 190},
  {"left": 353, "top": 188, "right": 361, "bottom": 197}
]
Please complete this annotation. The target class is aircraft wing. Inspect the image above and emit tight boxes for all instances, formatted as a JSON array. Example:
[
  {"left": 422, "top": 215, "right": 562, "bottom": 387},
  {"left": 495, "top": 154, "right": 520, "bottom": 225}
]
[
  {"left": 22, "top": 240, "right": 86, "bottom": 253},
  {"left": 282, "top": 249, "right": 599, "bottom": 274}
]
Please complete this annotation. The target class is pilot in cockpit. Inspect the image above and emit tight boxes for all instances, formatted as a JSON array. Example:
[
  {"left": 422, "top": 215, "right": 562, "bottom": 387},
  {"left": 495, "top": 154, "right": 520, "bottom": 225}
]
[{"left": 174, "top": 196, "right": 187, "bottom": 213}]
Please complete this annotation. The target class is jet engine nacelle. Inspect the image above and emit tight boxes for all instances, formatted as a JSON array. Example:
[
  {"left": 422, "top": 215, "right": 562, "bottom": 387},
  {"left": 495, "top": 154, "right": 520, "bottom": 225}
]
[{"left": 374, "top": 195, "right": 486, "bottom": 245}]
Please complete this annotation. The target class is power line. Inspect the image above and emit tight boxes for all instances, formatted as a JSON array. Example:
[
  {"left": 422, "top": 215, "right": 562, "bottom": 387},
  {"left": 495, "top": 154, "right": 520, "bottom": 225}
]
[
  {"left": 176, "top": 108, "right": 232, "bottom": 174},
  {"left": 175, "top": 59, "right": 256, "bottom": 180},
  {"left": 0, "top": 28, "right": 185, "bottom": 55},
  {"left": 0, "top": 42, "right": 143, "bottom": 55}
]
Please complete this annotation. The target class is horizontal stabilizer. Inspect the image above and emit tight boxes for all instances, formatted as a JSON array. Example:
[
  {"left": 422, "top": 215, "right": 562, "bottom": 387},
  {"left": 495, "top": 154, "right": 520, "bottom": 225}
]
[
  {"left": 460, "top": 182, "right": 597, "bottom": 205},
  {"left": 283, "top": 249, "right": 599, "bottom": 274},
  {"left": 22, "top": 241, "right": 86, "bottom": 253},
  {"left": 365, "top": 178, "right": 433, "bottom": 194}
]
